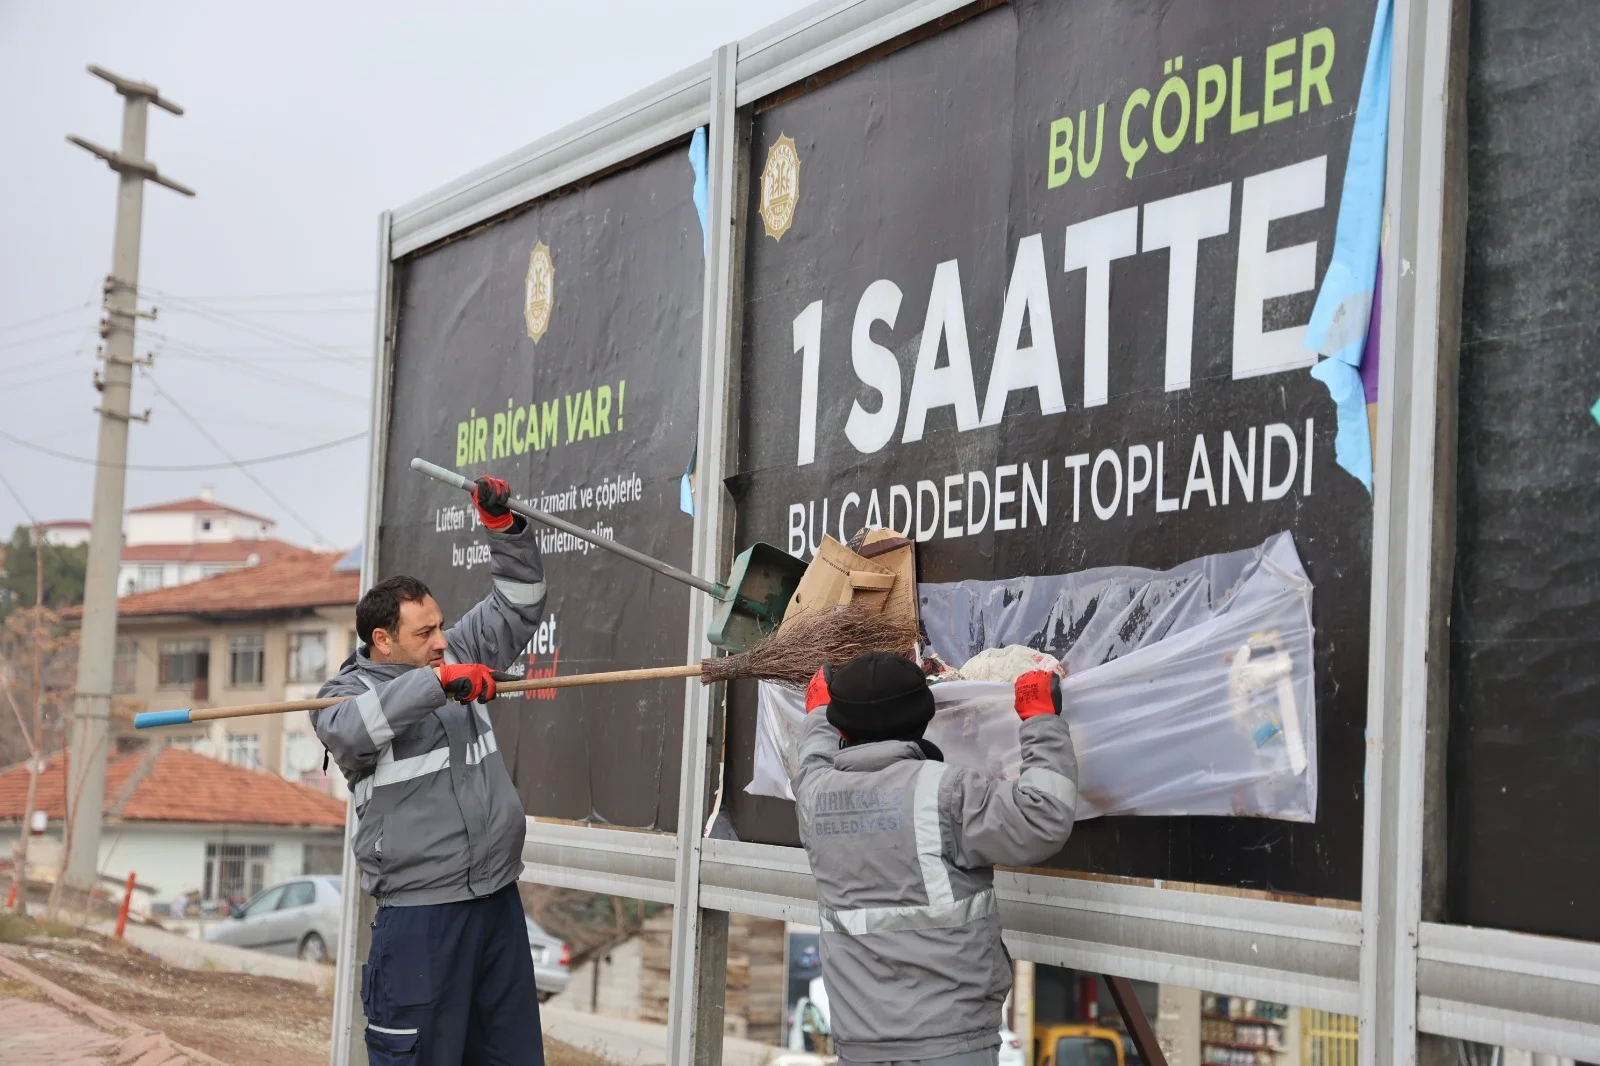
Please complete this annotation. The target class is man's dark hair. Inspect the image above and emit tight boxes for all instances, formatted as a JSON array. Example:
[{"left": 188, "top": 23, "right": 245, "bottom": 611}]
[{"left": 357, "top": 575, "right": 433, "bottom": 645}]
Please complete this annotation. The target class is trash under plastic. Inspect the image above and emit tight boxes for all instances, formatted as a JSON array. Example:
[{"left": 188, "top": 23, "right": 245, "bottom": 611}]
[{"left": 747, "top": 531, "right": 1317, "bottom": 822}]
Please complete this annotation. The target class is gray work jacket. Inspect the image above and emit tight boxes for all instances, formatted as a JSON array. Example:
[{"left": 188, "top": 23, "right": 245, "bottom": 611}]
[
  {"left": 791, "top": 709, "right": 1078, "bottom": 1063},
  {"left": 311, "top": 520, "right": 546, "bottom": 908}
]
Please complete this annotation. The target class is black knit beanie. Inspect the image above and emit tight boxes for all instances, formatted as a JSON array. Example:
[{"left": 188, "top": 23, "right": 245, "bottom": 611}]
[{"left": 825, "top": 651, "right": 935, "bottom": 744}]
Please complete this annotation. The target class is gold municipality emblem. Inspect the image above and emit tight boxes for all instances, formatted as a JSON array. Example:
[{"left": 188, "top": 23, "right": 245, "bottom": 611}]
[
  {"left": 523, "top": 241, "right": 554, "bottom": 342},
  {"left": 759, "top": 134, "right": 800, "bottom": 240}
]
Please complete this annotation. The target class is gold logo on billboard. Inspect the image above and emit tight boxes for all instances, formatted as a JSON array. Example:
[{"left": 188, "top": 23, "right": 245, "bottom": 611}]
[
  {"left": 524, "top": 241, "right": 554, "bottom": 342},
  {"left": 759, "top": 134, "right": 800, "bottom": 241}
]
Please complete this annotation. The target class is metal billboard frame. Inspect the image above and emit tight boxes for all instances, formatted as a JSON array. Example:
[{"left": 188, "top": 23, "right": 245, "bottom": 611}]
[{"left": 338, "top": 3, "right": 1600, "bottom": 1065}]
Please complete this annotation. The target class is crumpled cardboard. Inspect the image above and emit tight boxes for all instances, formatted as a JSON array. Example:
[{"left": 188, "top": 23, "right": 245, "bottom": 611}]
[{"left": 780, "top": 532, "right": 919, "bottom": 652}]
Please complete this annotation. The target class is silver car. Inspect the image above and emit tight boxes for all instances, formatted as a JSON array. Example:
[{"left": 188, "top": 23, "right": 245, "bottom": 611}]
[
  {"left": 204, "top": 875, "right": 341, "bottom": 963},
  {"left": 525, "top": 917, "right": 570, "bottom": 1001}
]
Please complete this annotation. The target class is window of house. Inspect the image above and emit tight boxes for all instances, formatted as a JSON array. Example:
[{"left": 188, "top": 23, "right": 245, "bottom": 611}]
[
  {"left": 225, "top": 732, "right": 260, "bottom": 769},
  {"left": 199, "top": 564, "right": 228, "bottom": 578},
  {"left": 204, "top": 842, "right": 271, "bottom": 902},
  {"left": 230, "top": 635, "right": 265, "bottom": 686},
  {"left": 137, "top": 564, "right": 164, "bottom": 591},
  {"left": 201, "top": 519, "right": 213, "bottom": 532},
  {"left": 113, "top": 640, "right": 138, "bottom": 693},
  {"left": 287, "top": 632, "right": 327, "bottom": 683},
  {"left": 158, "top": 639, "right": 209, "bottom": 687}
]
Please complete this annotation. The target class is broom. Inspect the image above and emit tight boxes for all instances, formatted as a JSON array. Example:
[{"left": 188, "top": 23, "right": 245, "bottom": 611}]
[
  {"left": 134, "top": 605, "right": 917, "bottom": 729},
  {"left": 698, "top": 603, "right": 920, "bottom": 687}
]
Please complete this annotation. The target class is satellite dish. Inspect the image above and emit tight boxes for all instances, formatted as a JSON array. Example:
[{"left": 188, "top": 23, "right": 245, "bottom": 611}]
[{"left": 193, "top": 738, "right": 217, "bottom": 759}]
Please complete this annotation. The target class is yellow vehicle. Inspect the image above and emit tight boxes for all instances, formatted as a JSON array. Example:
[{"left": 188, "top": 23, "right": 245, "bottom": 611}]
[{"left": 1033, "top": 1024, "right": 1128, "bottom": 1066}]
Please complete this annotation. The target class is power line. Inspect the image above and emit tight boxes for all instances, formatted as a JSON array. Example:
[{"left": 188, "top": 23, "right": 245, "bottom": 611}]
[
  {"left": 144, "top": 332, "right": 370, "bottom": 403},
  {"left": 153, "top": 289, "right": 372, "bottom": 302},
  {"left": 165, "top": 306, "right": 373, "bottom": 316},
  {"left": 0, "top": 302, "right": 95, "bottom": 336},
  {"left": 0, "top": 468, "right": 40, "bottom": 526},
  {"left": 138, "top": 369, "right": 334, "bottom": 546},
  {"left": 0, "top": 324, "right": 95, "bottom": 353},
  {"left": 147, "top": 290, "right": 368, "bottom": 365},
  {"left": 0, "top": 427, "right": 367, "bottom": 471},
  {"left": 0, "top": 367, "right": 90, "bottom": 392}
]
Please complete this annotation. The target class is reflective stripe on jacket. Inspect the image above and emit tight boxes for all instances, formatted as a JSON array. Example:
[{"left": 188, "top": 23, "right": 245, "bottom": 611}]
[
  {"left": 791, "top": 710, "right": 1078, "bottom": 1063},
  {"left": 311, "top": 519, "right": 546, "bottom": 907}
]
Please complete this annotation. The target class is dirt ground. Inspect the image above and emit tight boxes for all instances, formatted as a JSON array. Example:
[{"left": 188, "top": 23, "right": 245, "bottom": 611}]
[{"left": 0, "top": 915, "right": 610, "bottom": 1066}]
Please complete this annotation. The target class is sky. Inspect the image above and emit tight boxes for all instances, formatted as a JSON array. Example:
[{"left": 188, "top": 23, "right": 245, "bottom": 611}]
[{"left": 0, "top": 0, "right": 812, "bottom": 549}]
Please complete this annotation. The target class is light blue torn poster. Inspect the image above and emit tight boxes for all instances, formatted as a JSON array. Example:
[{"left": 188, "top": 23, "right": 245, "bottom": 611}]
[
  {"left": 680, "top": 434, "right": 697, "bottom": 516},
  {"left": 1306, "top": 0, "right": 1392, "bottom": 493},
  {"left": 1592, "top": 395, "right": 1600, "bottom": 427},
  {"left": 681, "top": 126, "right": 710, "bottom": 516},
  {"left": 689, "top": 126, "right": 709, "bottom": 255}
]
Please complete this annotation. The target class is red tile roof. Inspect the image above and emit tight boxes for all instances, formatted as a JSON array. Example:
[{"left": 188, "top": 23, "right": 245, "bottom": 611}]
[
  {"left": 127, "top": 497, "right": 275, "bottom": 523},
  {"left": 40, "top": 519, "right": 90, "bottom": 529},
  {"left": 120, "top": 539, "right": 312, "bottom": 565},
  {"left": 0, "top": 747, "right": 345, "bottom": 828},
  {"left": 111, "top": 551, "right": 358, "bottom": 617}
]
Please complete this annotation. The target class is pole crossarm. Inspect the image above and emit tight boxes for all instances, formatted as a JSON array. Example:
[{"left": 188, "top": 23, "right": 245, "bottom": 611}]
[
  {"left": 87, "top": 64, "right": 184, "bottom": 114},
  {"left": 66, "top": 134, "right": 195, "bottom": 197}
]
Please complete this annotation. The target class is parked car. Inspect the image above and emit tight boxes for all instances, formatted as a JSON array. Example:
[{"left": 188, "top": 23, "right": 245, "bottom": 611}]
[
  {"left": 203, "top": 875, "right": 341, "bottom": 963},
  {"left": 526, "top": 917, "right": 570, "bottom": 1001}
]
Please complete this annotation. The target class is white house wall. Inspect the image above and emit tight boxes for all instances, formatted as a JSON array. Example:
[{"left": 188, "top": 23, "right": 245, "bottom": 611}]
[
  {"left": 125, "top": 512, "right": 200, "bottom": 547},
  {"left": 92, "top": 824, "right": 339, "bottom": 901}
]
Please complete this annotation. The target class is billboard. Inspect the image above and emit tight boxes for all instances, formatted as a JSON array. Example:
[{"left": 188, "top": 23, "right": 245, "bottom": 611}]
[
  {"left": 379, "top": 145, "right": 704, "bottom": 829},
  {"left": 726, "top": 0, "right": 1375, "bottom": 898}
]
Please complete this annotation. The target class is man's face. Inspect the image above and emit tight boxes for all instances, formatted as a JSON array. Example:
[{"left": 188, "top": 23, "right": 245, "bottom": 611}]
[{"left": 370, "top": 595, "right": 448, "bottom": 667}]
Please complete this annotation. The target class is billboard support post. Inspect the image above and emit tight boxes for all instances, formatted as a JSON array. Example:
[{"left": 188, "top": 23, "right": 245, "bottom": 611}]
[
  {"left": 1359, "top": 0, "right": 1468, "bottom": 1063},
  {"left": 331, "top": 208, "right": 398, "bottom": 1066},
  {"left": 668, "top": 41, "right": 744, "bottom": 1066}
]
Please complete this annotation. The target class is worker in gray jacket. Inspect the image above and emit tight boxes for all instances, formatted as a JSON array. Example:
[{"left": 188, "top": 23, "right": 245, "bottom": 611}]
[
  {"left": 792, "top": 652, "right": 1078, "bottom": 1066},
  {"left": 312, "top": 475, "right": 547, "bottom": 1066}
]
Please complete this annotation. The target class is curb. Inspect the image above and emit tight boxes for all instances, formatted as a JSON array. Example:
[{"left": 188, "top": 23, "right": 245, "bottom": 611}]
[{"left": 0, "top": 951, "right": 231, "bottom": 1066}]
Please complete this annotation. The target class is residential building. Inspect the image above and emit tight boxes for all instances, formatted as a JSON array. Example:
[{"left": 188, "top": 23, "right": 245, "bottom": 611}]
[
  {"left": 0, "top": 744, "right": 345, "bottom": 907},
  {"left": 118, "top": 487, "right": 310, "bottom": 595},
  {"left": 103, "top": 549, "right": 360, "bottom": 799},
  {"left": 37, "top": 520, "right": 91, "bottom": 548}
]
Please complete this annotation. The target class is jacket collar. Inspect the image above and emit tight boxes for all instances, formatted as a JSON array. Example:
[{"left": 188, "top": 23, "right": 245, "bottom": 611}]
[
  {"left": 833, "top": 740, "right": 926, "bottom": 773},
  {"left": 340, "top": 649, "right": 422, "bottom": 684}
]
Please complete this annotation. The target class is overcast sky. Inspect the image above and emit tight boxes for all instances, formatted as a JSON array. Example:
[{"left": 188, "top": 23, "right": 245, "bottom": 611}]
[{"left": 0, "top": 0, "right": 810, "bottom": 549}]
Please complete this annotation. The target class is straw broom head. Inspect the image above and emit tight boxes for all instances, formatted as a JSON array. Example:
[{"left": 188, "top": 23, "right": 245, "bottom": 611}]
[{"left": 699, "top": 604, "right": 920, "bottom": 687}]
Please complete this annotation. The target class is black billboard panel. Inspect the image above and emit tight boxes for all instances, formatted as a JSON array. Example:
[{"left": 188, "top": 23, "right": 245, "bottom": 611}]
[
  {"left": 1448, "top": 0, "right": 1600, "bottom": 942},
  {"left": 380, "top": 146, "right": 704, "bottom": 830},
  {"left": 728, "top": 0, "right": 1374, "bottom": 898}
]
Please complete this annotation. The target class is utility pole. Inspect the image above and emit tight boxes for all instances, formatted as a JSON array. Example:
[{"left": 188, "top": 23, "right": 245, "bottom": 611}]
[
  {"left": 62, "top": 66, "right": 193, "bottom": 894},
  {"left": 8, "top": 527, "right": 46, "bottom": 912}
]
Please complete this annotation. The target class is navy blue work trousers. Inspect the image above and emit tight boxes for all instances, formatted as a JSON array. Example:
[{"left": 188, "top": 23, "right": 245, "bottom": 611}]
[{"left": 361, "top": 882, "right": 545, "bottom": 1066}]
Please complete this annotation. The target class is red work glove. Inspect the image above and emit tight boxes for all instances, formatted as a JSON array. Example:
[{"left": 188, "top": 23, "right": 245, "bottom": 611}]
[
  {"left": 473, "top": 476, "right": 516, "bottom": 531},
  {"left": 804, "top": 664, "right": 833, "bottom": 713},
  {"left": 437, "top": 663, "right": 518, "bottom": 703},
  {"left": 1014, "top": 670, "right": 1063, "bottom": 721}
]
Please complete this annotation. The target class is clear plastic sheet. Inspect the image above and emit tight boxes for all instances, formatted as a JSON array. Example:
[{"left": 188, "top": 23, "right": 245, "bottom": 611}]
[{"left": 747, "top": 532, "right": 1318, "bottom": 821}]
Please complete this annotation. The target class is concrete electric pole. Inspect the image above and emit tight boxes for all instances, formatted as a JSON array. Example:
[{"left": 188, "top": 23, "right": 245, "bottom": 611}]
[{"left": 63, "top": 66, "right": 193, "bottom": 894}]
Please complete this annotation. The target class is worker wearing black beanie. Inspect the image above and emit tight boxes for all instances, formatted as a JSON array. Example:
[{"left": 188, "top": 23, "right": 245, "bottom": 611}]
[{"left": 817, "top": 651, "right": 937, "bottom": 751}]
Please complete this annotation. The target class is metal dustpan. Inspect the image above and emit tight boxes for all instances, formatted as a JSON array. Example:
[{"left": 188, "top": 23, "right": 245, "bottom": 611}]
[
  {"left": 411, "top": 459, "right": 805, "bottom": 652},
  {"left": 708, "top": 542, "right": 807, "bottom": 651}
]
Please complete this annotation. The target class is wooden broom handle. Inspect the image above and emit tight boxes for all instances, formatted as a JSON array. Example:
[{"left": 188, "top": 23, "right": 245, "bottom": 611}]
[{"left": 140, "top": 664, "right": 704, "bottom": 727}]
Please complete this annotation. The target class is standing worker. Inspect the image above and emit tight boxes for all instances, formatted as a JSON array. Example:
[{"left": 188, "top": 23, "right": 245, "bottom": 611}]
[
  {"left": 793, "top": 652, "right": 1079, "bottom": 1066},
  {"left": 313, "top": 476, "right": 547, "bottom": 1066}
]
